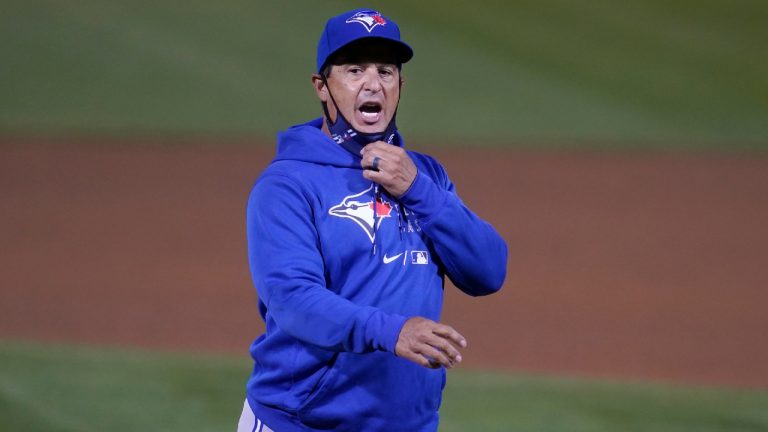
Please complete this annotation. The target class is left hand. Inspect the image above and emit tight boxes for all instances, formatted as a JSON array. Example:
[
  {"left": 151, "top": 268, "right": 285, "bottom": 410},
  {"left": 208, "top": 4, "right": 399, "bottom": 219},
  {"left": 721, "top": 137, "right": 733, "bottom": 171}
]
[
  {"left": 395, "top": 317, "right": 467, "bottom": 369},
  {"left": 360, "top": 141, "right": 418, "bottom": 198}
]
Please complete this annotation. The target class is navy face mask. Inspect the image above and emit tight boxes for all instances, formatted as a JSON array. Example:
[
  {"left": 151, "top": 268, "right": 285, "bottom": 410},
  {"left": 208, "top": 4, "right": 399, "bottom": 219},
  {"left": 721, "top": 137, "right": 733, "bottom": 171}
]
[{"left": 321, "top": 77, "right": 399, "bottom": 156}]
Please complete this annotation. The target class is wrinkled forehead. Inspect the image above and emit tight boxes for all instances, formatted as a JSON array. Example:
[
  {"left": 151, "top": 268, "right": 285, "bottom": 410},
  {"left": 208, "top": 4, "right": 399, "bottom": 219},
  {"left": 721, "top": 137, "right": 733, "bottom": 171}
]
[{"left": 328, "top": 38, "right": 402, "bottom": 67}]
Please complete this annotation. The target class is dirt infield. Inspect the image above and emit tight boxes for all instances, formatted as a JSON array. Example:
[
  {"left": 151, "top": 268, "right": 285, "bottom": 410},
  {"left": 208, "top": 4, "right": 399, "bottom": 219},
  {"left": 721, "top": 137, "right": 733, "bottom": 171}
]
[{"left": 1, "top": 140, "right": 767, "bottom": 388}]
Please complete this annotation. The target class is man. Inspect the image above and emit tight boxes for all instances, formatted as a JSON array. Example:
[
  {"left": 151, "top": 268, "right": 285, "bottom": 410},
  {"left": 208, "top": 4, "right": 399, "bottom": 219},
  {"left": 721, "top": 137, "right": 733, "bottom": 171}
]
[{"left": 239, "top": 8, "right": 507, "bottom": 432}]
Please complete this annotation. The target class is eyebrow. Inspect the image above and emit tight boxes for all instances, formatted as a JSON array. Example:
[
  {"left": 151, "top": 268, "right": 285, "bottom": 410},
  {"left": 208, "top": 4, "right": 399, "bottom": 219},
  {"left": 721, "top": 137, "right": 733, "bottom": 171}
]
[{"left": 341, "top": 62, "right": 398, "bottom": 69}]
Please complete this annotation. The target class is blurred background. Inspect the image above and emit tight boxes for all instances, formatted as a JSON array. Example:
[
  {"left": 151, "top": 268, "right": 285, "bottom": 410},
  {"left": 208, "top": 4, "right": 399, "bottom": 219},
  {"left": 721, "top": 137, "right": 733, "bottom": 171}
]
[{"left": 1, "top": 1, "right": 767, "bottom": 430}]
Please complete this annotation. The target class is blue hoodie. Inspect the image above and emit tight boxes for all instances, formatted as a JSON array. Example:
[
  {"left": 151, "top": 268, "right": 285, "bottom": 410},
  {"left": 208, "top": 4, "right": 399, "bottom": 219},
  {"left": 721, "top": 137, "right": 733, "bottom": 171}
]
[{"left": 245, "top": 118, "right": 507, "bottom": 431}]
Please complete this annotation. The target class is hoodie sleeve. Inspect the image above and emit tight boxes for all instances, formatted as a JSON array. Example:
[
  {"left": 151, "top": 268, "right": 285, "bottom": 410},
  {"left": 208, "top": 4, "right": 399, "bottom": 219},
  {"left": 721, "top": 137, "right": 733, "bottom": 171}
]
[
  {"left": 247, "top": 173, "right": 408, "bottom": 353},
  {"left": 399, "top": 156, "right": 508, "bottom": 296}
]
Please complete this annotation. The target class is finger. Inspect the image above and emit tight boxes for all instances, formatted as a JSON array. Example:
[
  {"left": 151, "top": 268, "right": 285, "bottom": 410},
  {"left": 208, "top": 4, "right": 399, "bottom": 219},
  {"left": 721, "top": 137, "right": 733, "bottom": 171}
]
[
  {"left": 360, "top": 154, "right": 376, "bottom": 170},
  {"left": 404, "top": 350, "right": 440, "bottom": 369},
  {"left": 361, "top": 141, "right": 403, "bottom": 158},
  {"left": 371, "top": 155, "right": 383, "bottom": 172},
  {"left": 359, "top": 143, "right": 376, "bottom": 158},
  {"left": 419, "top": 343, "right": 455, "bottom": 369},
  {"left": 360, "top": 141, "right": 387, "bottom": 154},
  {"left": 432, "top": 324, "right": 467, "bottom": 349},
  {"left": 362, "top": 169, "right": 387, "bottom": 183},
  {"left": 360, "top": 152, "right": 373, "bottom": 168},
  {"left": 426, "top": 334, "right": 462, "bottom": 363},
  {"left": 362, "top": 154, "right": 388, "bottom": 172}
]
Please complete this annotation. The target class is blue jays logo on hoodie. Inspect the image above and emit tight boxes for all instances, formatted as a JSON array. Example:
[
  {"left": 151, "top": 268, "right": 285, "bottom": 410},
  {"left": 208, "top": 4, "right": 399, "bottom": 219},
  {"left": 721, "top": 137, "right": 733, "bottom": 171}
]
[
  {"left": 345, "top": 10, "right": 387, "bottom": 33},
  {"left": 329, "top": 186, "right": 392, "bottom": 242}
]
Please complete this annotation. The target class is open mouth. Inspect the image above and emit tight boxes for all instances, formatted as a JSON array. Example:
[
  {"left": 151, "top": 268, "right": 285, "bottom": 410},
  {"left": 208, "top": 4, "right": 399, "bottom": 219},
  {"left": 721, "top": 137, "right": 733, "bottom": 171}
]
[{"left": 358, "top": 102, "right": 383, "bottom": 122}]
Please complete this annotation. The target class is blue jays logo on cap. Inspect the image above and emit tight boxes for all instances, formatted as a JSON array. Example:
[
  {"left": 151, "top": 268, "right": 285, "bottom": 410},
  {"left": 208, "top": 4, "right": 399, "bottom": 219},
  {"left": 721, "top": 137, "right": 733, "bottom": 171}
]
[{"left": 345, "top": 10, "right": 387, "bottom": 33}]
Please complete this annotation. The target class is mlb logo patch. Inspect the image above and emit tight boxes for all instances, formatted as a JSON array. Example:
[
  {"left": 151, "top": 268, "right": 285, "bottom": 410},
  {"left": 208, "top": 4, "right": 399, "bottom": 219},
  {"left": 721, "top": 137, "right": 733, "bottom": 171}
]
[{"left": 411, "top": 251, "right": 429, "bottom": 265}]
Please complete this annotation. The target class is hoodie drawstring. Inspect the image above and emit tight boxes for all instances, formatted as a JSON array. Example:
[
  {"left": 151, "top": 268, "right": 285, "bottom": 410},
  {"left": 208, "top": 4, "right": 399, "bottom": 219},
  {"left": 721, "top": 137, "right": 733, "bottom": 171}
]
[{"left": 372, "top": 183, "right": 381, "bottom": 255}]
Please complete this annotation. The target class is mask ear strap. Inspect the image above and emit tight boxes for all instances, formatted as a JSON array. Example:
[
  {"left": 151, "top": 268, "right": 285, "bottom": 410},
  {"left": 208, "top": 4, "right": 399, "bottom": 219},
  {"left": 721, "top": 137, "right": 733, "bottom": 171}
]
[{"left": 321, "top": 76, "right": 342, "bottom": 127}]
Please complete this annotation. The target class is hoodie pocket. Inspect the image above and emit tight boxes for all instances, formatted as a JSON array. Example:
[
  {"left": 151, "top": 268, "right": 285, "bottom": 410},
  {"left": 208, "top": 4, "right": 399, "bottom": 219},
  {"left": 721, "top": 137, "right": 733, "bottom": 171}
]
[{"left": 297, "top": 352, "right": 346, "bottom": 414}]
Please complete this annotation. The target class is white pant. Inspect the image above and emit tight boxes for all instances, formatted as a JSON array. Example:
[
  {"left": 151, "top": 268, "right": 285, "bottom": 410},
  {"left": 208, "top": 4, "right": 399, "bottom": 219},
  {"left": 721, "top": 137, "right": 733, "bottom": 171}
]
[{"left": 237, "top": 399, "right": 275, "bottom": 432}]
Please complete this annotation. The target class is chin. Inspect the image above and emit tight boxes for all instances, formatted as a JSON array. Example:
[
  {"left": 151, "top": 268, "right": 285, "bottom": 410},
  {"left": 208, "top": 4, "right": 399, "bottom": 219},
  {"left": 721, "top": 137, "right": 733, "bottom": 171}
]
[
  {"left": 351, "top": 110, "right": 391, "bottom": 134},
  {"left": 352, "top": 117, "right": 391, "bottom": 134}
]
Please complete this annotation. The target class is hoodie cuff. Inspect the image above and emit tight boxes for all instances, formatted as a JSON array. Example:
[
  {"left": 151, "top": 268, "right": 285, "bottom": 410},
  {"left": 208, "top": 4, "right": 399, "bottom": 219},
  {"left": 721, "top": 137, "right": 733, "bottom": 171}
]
[
  {"left": 398, "top": 171, "right": 450, "bottom": 221},
  {"left": 365, "top": 310, "right": 409, "bottom": 353}
]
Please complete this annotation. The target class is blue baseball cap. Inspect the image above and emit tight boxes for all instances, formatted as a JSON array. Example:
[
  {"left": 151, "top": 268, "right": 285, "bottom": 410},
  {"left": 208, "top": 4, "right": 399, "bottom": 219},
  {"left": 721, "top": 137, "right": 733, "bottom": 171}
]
[{"left": 316, "top": 8, "right": 414, "bottom": 73}]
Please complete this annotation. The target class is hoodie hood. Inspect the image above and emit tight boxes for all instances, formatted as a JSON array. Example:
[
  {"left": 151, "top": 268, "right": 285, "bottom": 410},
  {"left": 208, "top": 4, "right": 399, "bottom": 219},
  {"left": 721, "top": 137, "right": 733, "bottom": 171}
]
[{"left": 274, "top": 118, "right": 404, "bottom": 168}]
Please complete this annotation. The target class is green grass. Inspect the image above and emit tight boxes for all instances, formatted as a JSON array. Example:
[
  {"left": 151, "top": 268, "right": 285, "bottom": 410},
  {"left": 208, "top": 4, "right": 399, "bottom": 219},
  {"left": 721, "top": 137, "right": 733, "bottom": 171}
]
[
  {"left": 1, "top": 340, "right": 767, "bottom": 431},
  {"left": 0, "top": 340, "right": 247, "bottom": 431},
  {"left": 1, "top": 1, "right": 766, "bottom": 149},
  {"left": 440, "top": 373, "right": 768, "bottom": 432}
]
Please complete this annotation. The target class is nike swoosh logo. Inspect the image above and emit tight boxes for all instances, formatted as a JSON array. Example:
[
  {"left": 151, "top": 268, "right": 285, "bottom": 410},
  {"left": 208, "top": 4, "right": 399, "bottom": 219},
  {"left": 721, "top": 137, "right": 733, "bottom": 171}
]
[{"left": 383, "top": 253, "right": 404, "bottom": 264}]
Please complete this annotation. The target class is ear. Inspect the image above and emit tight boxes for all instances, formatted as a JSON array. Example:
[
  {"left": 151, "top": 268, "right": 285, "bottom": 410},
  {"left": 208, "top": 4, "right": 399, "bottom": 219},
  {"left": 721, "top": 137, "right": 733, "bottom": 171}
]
[{"left": 311, "top": 74, "right": 329, "bottom": 103}]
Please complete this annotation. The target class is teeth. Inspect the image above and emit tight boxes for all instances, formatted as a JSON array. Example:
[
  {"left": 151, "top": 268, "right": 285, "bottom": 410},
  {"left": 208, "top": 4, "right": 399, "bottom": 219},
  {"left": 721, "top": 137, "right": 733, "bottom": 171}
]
[{"left": 361, "top": 111, "right": 380, "bottom": 118}]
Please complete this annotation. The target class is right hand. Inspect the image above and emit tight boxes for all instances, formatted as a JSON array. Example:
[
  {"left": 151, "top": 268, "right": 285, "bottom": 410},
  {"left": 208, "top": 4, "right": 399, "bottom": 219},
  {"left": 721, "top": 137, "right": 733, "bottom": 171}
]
[{"left": 395, "top": 317, "right": 467, "bottom": 369}]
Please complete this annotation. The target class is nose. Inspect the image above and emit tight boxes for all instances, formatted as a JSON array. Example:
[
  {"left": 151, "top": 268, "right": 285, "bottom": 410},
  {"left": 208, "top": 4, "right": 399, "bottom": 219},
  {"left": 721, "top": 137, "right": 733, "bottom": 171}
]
[{"left": 362, "top": 67, "right": 382, "bottom": 93}]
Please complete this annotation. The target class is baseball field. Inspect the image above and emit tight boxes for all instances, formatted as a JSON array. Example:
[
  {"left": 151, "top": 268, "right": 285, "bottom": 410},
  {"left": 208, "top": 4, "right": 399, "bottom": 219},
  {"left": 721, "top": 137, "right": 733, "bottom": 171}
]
[{"left": 2, "top": 1, "right": 767, "bottom": 430}]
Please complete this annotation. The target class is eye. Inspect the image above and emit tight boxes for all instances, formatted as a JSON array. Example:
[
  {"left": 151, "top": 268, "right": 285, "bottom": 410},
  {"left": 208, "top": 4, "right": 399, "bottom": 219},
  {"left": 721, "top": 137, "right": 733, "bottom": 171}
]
[
  {"left": 348, "top": 66, "right": 364, "bottom": 75},
  {"left": 378, "top": 67, "right": 395, "bottom": 78}
]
